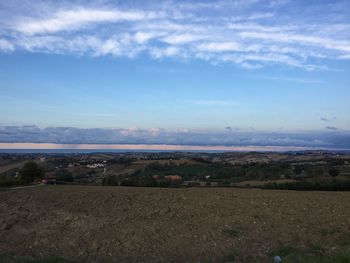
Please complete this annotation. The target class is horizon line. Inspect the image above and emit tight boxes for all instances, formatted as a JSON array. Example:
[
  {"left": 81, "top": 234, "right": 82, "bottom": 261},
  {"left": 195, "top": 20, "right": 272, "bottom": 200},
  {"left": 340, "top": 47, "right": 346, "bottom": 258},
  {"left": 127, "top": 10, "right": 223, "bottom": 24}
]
[{"left": 0, "top": 142, "right": 344, "bottom": 152}]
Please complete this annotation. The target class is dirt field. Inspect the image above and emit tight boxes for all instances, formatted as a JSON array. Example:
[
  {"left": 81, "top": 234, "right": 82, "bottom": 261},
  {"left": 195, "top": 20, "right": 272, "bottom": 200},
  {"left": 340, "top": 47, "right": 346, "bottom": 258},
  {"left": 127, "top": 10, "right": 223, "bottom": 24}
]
[{"left": 1, "top": 186, "right": 350, "bottom": 262}]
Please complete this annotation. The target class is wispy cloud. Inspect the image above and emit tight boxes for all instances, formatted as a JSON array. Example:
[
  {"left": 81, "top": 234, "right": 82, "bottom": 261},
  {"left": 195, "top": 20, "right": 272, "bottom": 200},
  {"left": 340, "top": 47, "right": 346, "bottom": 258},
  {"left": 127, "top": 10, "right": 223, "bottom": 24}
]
[
  {"left": 0, "top": 0, "right": 350, "bottom": 70},
  {"left": 321, "top": 117, "right": 337, "bottom": 122},
  {"left": 325, "top": 126, "right": 339, "bottom": 131},
  {"left": 239, "top": 31, "right": 350, "bottom": 53},
  {"left": 15, "top": 8, "right": 161, "bottom": 35},
  {"left": 0, "top": 39, "right": 14, "bottom": 52},
  {"left": 198, "top": 42, "right": 243, "bottom": 52}
]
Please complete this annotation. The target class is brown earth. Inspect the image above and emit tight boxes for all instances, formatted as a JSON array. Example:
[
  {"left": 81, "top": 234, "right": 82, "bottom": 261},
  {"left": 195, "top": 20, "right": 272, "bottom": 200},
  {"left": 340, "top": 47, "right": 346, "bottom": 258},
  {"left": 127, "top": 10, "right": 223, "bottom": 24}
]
[{"left": 1, "top": 186, "right": 350, "bottom": 262}]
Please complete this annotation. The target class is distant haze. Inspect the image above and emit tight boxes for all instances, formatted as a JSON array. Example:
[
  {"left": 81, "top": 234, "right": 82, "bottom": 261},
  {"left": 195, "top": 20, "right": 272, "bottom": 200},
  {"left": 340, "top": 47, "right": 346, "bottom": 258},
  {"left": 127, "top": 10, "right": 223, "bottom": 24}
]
[{"left": 0, "top": 143, "right": 328, "bottom": 152}]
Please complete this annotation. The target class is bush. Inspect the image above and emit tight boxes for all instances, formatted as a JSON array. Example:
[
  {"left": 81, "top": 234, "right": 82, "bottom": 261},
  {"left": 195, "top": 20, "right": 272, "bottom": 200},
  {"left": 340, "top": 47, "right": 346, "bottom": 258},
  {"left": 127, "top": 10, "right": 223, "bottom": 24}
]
[{"left": 0, "top": 176, "right": 25, "bottom": 187}]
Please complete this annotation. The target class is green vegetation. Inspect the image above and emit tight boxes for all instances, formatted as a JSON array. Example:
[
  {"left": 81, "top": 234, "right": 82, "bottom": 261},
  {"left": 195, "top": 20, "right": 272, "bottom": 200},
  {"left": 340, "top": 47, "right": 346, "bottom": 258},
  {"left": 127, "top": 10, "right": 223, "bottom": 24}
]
[
  {"left": 1, "top": 152, "right": 349, "bottom": 190},
  {"left": 54, "top": 169, "right": 74, "bottom": 182},
  {"left": 102, "top": 159, "right": 350, "bottom": 191},
  {"left": 263, "top": 180, "right": 350, "bottom": 191},
  {"left": 20, "top": 161, "right": 43, "bottom": 183},
  {"left": 0, "top": 161, "right": 45, "bottom": 187},
  {"left": 0, "top": 176, "right": 25, "bottom": 187},
  {"left": 132, "top": 161, "right": 294, "bottom": 182},
  {"left": 102, "top": 174, "right": 179, "bottom": 187},
  {"left": 329, "top": 168, "right": 340, "bottom": 178}
]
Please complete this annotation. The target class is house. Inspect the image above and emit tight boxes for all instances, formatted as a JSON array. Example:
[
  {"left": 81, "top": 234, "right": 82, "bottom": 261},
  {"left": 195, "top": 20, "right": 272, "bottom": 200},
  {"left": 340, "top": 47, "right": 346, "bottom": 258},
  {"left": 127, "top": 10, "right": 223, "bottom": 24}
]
[
  {"left": 164, "top": 175, "right": 182, "bottom": 183},
  {"left": 41, "top": 172, "right": 57, "bottom": 184},
  {"left": 86, "top": 163, "right": 105, "bottom": 169},
  {"left": 42, "top": 177, "right": 57, "bottom": 184},
  {"left": 152, "top": 175, "right": 161, "bottom": 180}
]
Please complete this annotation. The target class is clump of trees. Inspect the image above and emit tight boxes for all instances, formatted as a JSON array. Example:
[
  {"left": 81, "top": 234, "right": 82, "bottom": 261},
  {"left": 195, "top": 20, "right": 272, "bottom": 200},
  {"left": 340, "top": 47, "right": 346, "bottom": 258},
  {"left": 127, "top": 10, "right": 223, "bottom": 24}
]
[
  {"left": 103, "top": 175, "right": 158, "bottom": 187},
  {"left": 328, "top": 168, "right": 339, "bottom": 178},
  {"left": 102, "top": 174, "right": 179, "bottom": 187},
  {"left": 0, "top": 161, "right": 43, "bottom": 187},
  {"left": 54, "top": 169, "right": 74, "bottom": 182},
  {"left": 20, "top": 161, "right": 43, "bottom": 183},
  {"left": 263, "top": 180, "right": 350, "bottom": 191}
]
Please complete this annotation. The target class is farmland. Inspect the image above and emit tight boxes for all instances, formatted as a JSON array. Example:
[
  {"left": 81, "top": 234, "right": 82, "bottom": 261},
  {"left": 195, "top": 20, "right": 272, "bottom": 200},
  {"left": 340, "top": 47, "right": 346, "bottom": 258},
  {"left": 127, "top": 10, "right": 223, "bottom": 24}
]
[
  {"left": 1, "top": 186, "right": 350, "bottom": 262},
  {"left": 1, "top": 151, "right": 350, "bottom": 189}
]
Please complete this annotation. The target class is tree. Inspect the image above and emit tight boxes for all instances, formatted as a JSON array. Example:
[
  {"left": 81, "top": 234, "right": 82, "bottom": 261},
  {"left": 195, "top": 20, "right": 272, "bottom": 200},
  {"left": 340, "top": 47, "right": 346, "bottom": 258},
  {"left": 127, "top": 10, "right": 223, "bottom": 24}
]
[
  {"left": 328, "top": 168, "right": 339, "bottom": 178},
  {"left": 54, "top": 169, "right": 74, "bottom": 182},
  {"left": 294, "top": 165, "right": 305, "bottom": 175},
  {"left": 20, "top": 161, "right": 43, "bottom": 183}
]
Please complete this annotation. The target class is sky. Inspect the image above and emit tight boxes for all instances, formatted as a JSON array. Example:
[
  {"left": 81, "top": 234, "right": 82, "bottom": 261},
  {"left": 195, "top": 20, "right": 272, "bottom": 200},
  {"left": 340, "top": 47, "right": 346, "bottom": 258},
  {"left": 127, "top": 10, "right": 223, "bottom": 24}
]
[{"left": 0, "top": 0, "right": 349, "bottom": 149}]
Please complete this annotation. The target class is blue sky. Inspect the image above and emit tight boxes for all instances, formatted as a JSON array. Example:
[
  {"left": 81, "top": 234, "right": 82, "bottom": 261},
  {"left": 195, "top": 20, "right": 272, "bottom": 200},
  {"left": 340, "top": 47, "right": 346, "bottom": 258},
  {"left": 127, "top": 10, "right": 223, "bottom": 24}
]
[{"left": 0, "top": 0, "right": 349, "bottom": 148}]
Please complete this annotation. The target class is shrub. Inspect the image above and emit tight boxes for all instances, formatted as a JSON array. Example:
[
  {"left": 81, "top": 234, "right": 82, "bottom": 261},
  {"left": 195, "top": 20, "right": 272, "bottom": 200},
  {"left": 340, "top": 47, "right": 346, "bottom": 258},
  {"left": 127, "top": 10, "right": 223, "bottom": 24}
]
[{"left": 0, "top": 176, "right": 25, "bottom": 187}]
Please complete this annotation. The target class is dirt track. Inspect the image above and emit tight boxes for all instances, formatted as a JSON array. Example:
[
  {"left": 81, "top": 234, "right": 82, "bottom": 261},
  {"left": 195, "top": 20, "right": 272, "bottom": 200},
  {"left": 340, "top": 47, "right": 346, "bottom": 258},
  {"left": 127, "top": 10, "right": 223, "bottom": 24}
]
[{"left": 1, "top": 186, "right": 350, "bottom": 262}]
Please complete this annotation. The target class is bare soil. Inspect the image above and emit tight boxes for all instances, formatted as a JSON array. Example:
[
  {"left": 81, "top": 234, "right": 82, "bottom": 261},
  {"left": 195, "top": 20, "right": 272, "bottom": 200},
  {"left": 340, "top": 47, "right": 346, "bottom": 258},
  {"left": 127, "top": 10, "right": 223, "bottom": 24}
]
[{"left": 1, "top": 186, "right": 350, "bottom": 262}]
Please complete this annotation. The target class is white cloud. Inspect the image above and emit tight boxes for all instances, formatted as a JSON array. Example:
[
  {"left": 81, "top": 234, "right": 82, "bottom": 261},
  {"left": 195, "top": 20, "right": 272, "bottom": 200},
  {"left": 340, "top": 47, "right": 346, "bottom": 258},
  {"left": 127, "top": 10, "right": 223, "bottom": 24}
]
[
  {"left": 198, "top": 42, "right": 243, "bottom": 52},
  {"left": 0, "top": 39, "right": 14, "bottom": 52},
  {"left": 134, "top": 32, "right": 161, "bottom": 43},
  {"left": 162, "top": 33, "right": 206, "bottom": 44},
  {"left": 1, "top": 1, "right": 349, "bottom": 70},
  {"left": 240, "top": 31, "right": 350, "bottom": 53},
  {"left": 240, "top": 62, "right": 263, "bottom": 69},
  {"left": 222, "top": 52, "right": 327, "bottom": 70},
  {"left": 178, "top": 0, "right": 260, "bottom": 10},
  {"left": 339, "top": 54, "right": 350, "bottom": 60},
  {"left": 228, "top": 23, "right": 294, "bottom": 32},
  {"left": 230, "top": 13, "right": 274, "bottom": 21},
  {"left": 151, "top": 46, "right": 181, "bottom": 59},
  {"left": 94, "top": 37, "right": 121, "bottom": 56},
  {"left": 15, "top": 8, "right": 160, "bottom": 35}
]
